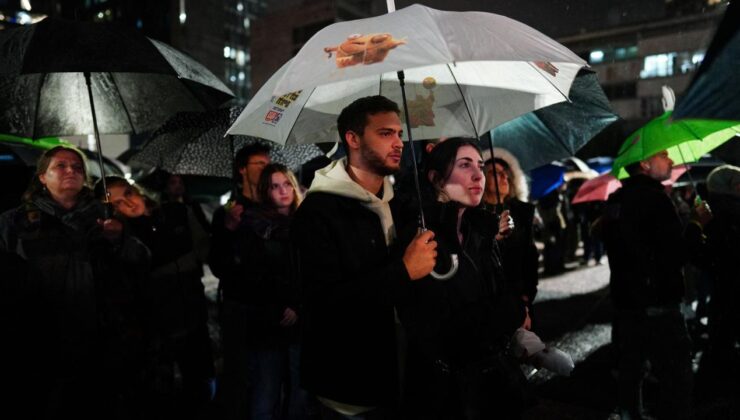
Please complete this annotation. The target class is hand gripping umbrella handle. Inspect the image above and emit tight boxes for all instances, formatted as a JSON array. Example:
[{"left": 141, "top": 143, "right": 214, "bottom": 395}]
[
  {"left": 430, "top": 253, "right": 459, "bottom": 281},
  {"left": 418, "top": 227, "right": 459, "bottom": 281}
]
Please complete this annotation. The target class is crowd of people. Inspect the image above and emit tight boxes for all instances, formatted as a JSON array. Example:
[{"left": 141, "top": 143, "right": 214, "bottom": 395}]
[{"left": 1, "top": 95, "right": 738, "bottom": 420}]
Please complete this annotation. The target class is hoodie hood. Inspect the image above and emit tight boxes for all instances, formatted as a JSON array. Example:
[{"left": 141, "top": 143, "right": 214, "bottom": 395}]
[
  {"left": 482, "top": 147, "right": 529, "bottom": 202},
  {"left": 308, "top": 158, "right": 396, "bottom": 245}
]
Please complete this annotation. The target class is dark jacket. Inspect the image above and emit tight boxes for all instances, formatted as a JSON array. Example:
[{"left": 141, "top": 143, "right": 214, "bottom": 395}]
[
  {"left": 208, "top": 194, "right": 258, "bottom": 303},
  {"left": 397, "top": 202, "right": 525, "bottom": 369},
  {"left": 602, "top": 174, "right": 703, "bottom": 309},
  {"left": 239, "top": 205, "right": 301, "bottom": 345},
  {"left": 127, "top": 202, "right": 210, "bottom": 338},
  {"left": 486, "top": 199, "right": 539, "bottom": 304},
  {"left": 705, "top": 193, "right": 740, "bottom": 305},
  {"left": 0, "top": 191, "right": 149, "bottom": 415},
  {"left": 292, "top": 191, "right": 410, "bottom": 407},
  {"left": 396, "top": 202, "right": 526, "bottom": 419}
]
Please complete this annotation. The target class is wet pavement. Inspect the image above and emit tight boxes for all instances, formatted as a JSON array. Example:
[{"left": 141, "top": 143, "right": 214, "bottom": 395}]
[{"left": 522, "top": 260, "right": 740, "bottom": 420}]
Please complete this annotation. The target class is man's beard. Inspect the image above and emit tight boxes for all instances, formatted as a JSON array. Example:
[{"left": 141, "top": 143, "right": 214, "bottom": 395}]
[{"left": 360, "top": 144, "right": 400, "bottom": 176}]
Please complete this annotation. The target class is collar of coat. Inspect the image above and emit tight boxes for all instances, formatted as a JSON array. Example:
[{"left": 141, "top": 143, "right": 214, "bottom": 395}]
[{"left": 307, "top": 157, "right": 394, "bottom": 205}]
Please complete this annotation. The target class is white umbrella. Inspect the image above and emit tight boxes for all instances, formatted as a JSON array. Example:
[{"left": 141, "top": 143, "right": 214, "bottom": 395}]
[{"left": 227, "top": 4, "right": 587, "bottom": 146}]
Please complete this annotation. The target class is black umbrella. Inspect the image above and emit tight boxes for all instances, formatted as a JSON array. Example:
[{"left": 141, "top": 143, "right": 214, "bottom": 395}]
[
  {"left": 128, "top": 107, "right": 323, "bottom": 179},
  {"left": 674, "top": 2, "right": 739, "bottom": 121},
  {"left": 0, "top": 17, "right": 234, "bottom": 196},
  {"left": 483, "top": 70, "right": 618, "bottom": 172}
]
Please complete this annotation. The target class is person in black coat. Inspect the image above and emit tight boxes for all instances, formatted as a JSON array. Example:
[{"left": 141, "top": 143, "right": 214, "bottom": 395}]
[
  {"left": 0, "top": 146, "right": 149, "bottom": 420},
  {"left": 704, "top": 165, "right": 740, "bottom": 374},
  {"left": 239, "top": 163, "right": 308, "bottom": 420},
  {"left": 482, "top": 148, "right": 539, "bottom": 317},
  {"left": 602, "top": 150, "right": 711, "bottom": 420},
  {"left": 98, "top": 176, "right": 215, "bottom": 417},
  {"left": 291, "top": 96, "right": 437, "bottom": 418},
  {"left": 396, "top": 138, "right": 527, "bottom": 420},
  {"left": 208, "top": 143, "right": 272, "bottom": 420}
]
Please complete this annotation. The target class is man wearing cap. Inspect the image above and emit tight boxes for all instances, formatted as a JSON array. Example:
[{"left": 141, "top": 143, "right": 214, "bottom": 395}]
[{"left": 602, "top": 149, "right": 711, "bottom": 420}]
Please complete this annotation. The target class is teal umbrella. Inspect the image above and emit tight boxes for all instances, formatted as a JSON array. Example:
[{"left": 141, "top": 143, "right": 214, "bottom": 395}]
[{"left": 612, "top": 111, "right": 740, "bottom": 179}]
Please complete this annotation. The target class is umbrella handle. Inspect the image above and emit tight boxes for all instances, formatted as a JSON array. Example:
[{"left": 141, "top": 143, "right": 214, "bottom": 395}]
[{"left": 430, "top": 253, "right": 459, "bottom": 281}]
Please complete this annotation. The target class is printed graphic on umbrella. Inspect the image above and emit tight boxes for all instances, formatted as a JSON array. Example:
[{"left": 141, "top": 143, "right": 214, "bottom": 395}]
[
  {"left": 573, "top": 165, "right": 687, "bottom": 204},
  {"left": 612, "top": 111, "right": 740, "bottom": 179},
  {"left": 324, "top": 33, "right": 406, "bottom": 68}
]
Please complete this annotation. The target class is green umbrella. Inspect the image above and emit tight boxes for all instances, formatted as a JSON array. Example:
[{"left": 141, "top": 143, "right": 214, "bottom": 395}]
[{"left": 612, "top": 111, "right": 740, "bottom": 179}]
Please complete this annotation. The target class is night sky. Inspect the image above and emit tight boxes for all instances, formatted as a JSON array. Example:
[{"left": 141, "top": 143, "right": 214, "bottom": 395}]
[{"left": 394, "top": 0, "right": 672, "bottom": 38}]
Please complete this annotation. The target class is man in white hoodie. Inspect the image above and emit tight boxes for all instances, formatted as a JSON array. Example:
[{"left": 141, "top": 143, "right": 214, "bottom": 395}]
[{"left": 292, "top": 95, "right": 437, "bottom": 419}]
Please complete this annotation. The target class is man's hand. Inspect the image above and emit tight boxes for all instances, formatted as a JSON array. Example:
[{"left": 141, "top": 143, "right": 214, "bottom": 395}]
[
  {"left": 403, "top": 230, "right": 437, "bottom": 281},
  {"left": 495, "top": 209, "right": 515, "bottom": 241},
  {"left": 521, "top": 306, "right": 532, "bottom": 330},
  {"left": 280, "top": 307, "right": 298, "bottom": 327},
  {"left": 224, "top": 203, "right": 244, "bottom": 231},
  {"left": 97, "top": 218, "right": 123, "bottom": 242}
]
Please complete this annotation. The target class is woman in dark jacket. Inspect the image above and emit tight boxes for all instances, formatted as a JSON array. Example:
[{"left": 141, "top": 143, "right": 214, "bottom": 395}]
[
  {"left": 398, "top": 138, "right": 527, "bottom": 420},
  {"left": 0, "top": 146, "right": 149, "bottom": 419},
  {"left": 98, "top": 176, "right": 215, "bottom": 415},
  {"left": 240, "top": 163, "right": 307, "bottom": 420}
]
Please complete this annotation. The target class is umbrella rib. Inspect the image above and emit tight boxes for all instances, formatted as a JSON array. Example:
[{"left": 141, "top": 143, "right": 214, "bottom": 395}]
[
  {"left": 109, "top": 72, "right": 138, "bottom": 134},
  {"left": 31, "top": 73, "right": 48, "bottom": 140},
  {"left": 525, "top": 62, "right": 571, "bottom": 104},
  {"left": 446, "top": 63, "right": 479, "bottom": 138},
  {"left": 284, "top": 86, "right": 317, "bottom": 146}
]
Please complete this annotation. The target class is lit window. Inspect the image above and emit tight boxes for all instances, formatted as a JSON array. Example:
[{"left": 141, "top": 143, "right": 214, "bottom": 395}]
[
  {"left": 230, "top": 75, "right": 237, "bottom": 83},
  {"left": 243, "top": 18, "right": 250, "bottom": 30},
  {"left": 692, "top": 52, "right": 705, "bottom": 65},
  {"left": 640, "top": 53, "right": 677, "bottom": 78},
  {"left": 179, "top": 13, "right": 186, "bottom": 24},
  {"left": 236, "top": 50, "right": 246, "bottom": 66},
  {"left": 238, "top": 72, "right": 245, "bottom": 81},
  {"left": 237, "top": 2, "right": 244, "bottom": 12},
  {"left": 224, "top": 46, "right": 231, "bottom": 58},
  {"left": 230, "top": 49, "right": 236, "bottom": 59},
  {"left": 589, "top": 50, "right": 604, "bottom": 64}
]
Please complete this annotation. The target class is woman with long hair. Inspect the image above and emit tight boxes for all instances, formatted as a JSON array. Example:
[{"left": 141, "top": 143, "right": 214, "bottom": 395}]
[
  {"left": 0, "top": 146, "right": 149, "bottom": 419},
  {"left": 237, "top": 163, "right": 308, "bottom": 420},
  {"left": 398, "top": 138, "right": 527, "bottom": 419},
  {"left": 97, "top": 176, "right": 215, "bottom": 417}
]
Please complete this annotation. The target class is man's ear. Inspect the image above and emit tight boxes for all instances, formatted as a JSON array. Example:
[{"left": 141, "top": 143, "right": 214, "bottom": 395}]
[
  {"left": 238, "top": 166, "right": 247, "bottom": 177},
  {"left": 345, "top": 130, "right": 361, "bottom": 151},
  {"left": 640, "top": 161, "right": 651, "bottom": 172}
]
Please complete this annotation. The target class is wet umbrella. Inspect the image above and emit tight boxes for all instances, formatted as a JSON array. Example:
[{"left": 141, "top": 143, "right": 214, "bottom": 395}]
[
  {"left": 673, "top": 2, "right": 739, "bottom": 121},
  {"left": 0, "top": 17, "right": 234, "bottom": 196},
  {"left": 127, "top": 107, "right": 323, "bottom": 178},
  {"left": 573, "top": 166, "right": 687, "bottom": 204},
  {"left": 612, "top": 111, "right": 739, "bottom": 179},
  {"left": 486, "top": 70, "right": 617, "bottom": 172}
]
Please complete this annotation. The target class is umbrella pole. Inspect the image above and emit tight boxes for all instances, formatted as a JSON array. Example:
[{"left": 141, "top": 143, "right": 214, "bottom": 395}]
[
  {"left": 397, "top": 70, "right": 427, "bottom": 230},
  {"left": 487, "top": 132, "right": 503, "bottom": 213},
  {"left": 675, "top": 142, "right": 702, "bottom": 202},
  {"left": 398, "top": 70, "right": 459, "bottom": 281},
  {"left": 84, "top": 72, "right": 110, "bottom": 209}
]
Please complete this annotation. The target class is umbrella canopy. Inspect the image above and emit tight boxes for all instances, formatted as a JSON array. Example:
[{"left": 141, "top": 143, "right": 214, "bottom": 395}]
[
  {"left": 673, "top": 2, "right": 739, "bottom": 121},
  {"left": 529, "top": 163, "right": 566, "bottom": 201},
  {"left": 586, "top": 157, "right": 614, "bottom": 174},
  {"left": 0, "top": 17, "right": 234, "bottom": 138},
  {"left": 486, "top": 71, "right": 617, "bottom": 171},
  {"left": 573, "top": 165, "right": 687, "bottom": 204},
  {"left": 128, "top": 107, "right": 323, "bottom": 178},
  {"left": 227, "top": 4, "right": 587, "bottom": 145},
  {"left": 612, "top": 111, "right": 740, "bottom": 179}
]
